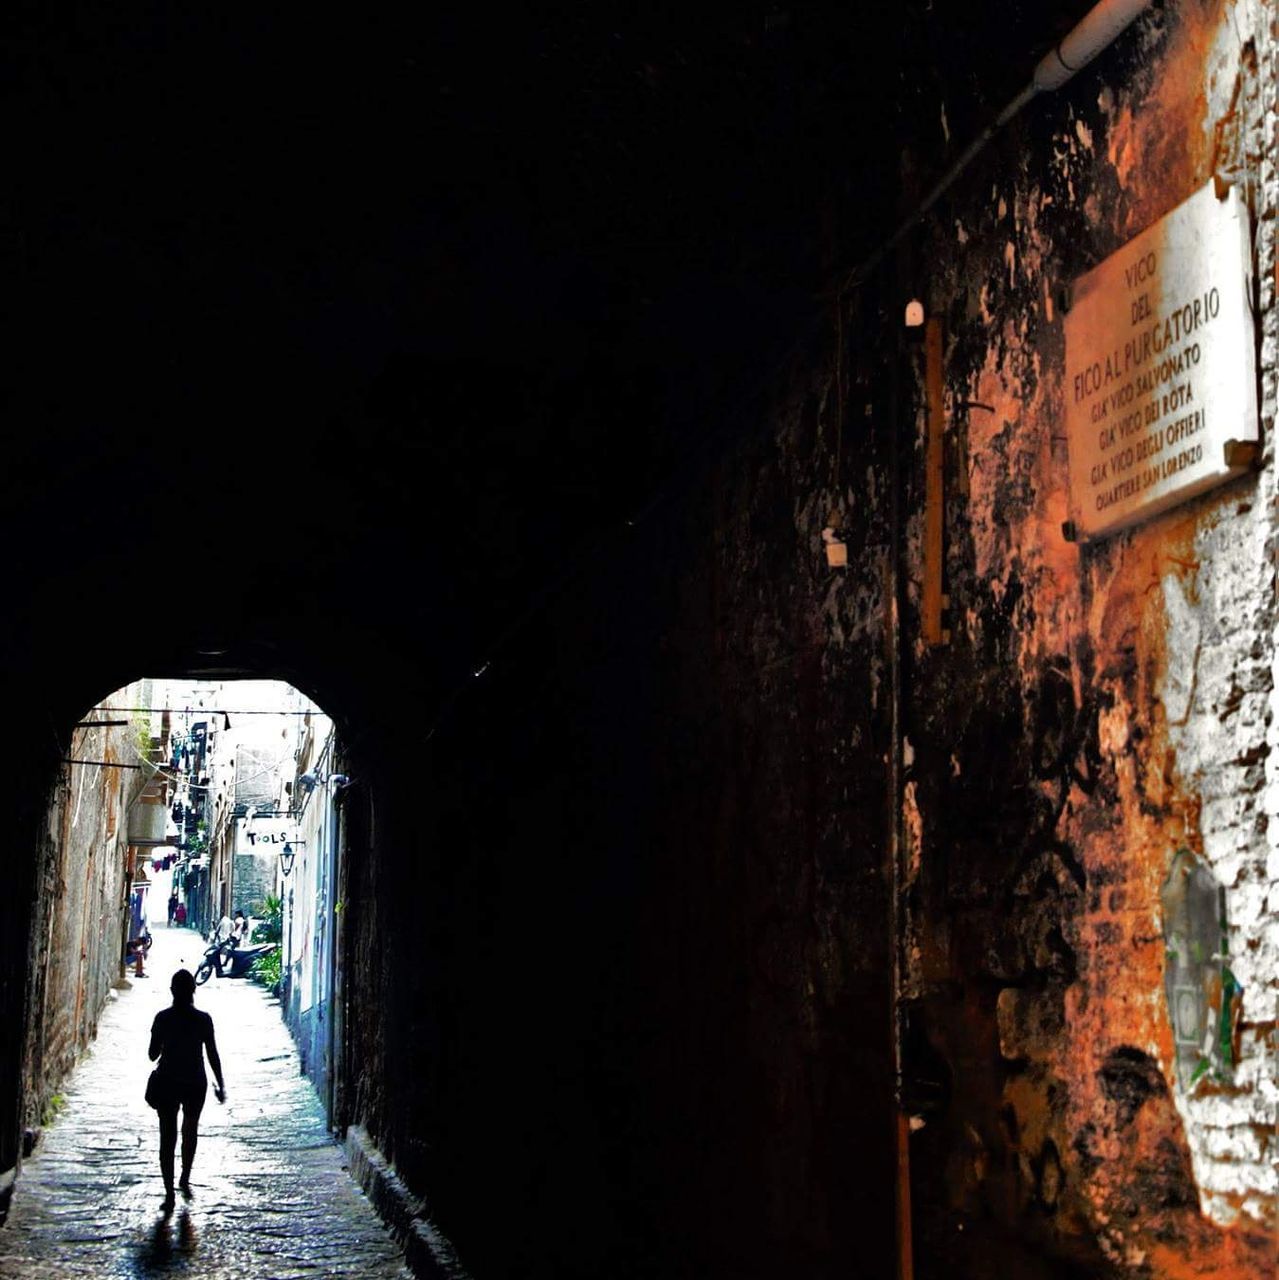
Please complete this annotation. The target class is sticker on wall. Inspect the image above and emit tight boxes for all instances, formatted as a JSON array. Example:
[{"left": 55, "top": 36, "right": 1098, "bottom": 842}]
[{"left": 1062, "top": 179, "right": 1259, "bottom": 542}]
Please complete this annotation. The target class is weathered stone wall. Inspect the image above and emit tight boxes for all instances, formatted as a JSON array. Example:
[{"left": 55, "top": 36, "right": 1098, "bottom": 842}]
[
  {"left": 1, "top": 703, "right": 64, "bottom": 1191},
  {"left": 892, "top": 1, "right": 1276, "bottom": 1273},
  {"left": 345, "top": 369, "right": 901, "bottom": 1277},
  {"left": 20, "top": 713, "right": 145, "bottom": 1141},
  {"left": 232, "top": 851, "right": 275, "bottom": 916},
  {"left": 347, "top": 7, "right": 1276, "bottom": 1277},
  {"left": 332, "top": 10, "right": 1278, "bottom": 1278}
]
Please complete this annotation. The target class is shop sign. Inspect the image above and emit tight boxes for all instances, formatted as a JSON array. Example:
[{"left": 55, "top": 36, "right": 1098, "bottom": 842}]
[{"left": 237, "top": 815, "right": 292, "bottom": 853}]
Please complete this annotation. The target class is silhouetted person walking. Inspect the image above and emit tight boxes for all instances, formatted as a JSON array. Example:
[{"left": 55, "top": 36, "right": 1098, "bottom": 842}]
[{"left": 148, "top": 969, "right": 226, "bottom": 1213}]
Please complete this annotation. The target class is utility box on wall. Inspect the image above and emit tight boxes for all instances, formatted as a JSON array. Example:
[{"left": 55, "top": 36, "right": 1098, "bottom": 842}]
[{"left": 1162, "top": 849, "right": 1241, "bottom": 1091}]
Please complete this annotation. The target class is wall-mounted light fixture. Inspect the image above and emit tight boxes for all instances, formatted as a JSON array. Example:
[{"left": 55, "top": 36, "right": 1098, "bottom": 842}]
[
  {"left": 822, "top": 526, "right": 848, "bottom": 569},
  {"left": 280, "top": 840, "right": 305, "bottom": 877}
]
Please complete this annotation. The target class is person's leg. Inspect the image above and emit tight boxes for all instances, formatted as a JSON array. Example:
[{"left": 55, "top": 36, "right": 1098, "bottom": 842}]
[
  {"left": 178, "top": 1087, "right": 206, "bottom": 1190},
  {"left": 157, "top": 1104, "right": 179, "bottom": 1208}
]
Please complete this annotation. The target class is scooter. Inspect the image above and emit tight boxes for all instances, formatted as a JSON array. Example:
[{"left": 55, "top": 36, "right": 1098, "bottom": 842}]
[{"left": 194, "top": 939, "right": 278, "bottom": 985}]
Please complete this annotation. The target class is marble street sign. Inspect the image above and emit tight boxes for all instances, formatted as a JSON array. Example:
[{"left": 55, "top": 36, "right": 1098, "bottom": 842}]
[{"left": 1064, "top": 180, "right": 1258, "bottom": 541}]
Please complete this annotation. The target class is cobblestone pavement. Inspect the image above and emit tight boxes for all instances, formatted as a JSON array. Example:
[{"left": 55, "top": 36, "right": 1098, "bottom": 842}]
[{"left": 0, "top": 925, "right": 410, "bottom": 1279}]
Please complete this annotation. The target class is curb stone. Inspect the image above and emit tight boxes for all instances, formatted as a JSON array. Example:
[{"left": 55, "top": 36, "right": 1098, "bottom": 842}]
[{"left": 345, "top": 1125, "right": 472, "bottom": 1280}]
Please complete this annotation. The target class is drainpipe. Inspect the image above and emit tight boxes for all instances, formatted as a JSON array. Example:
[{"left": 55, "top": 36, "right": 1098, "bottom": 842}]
[
  {"left": 875, "top": 6, "right": 1154, "bottom": 1277},
  {"left": 886, "top": 298, "right": 911, "bottom": 1280},
  {"left": 325, "top": 784, "right": 342, "bottom": 1125},
  {"left": 1031, "top": 0, "right": 1155, "bottom": 94},
  {"left": 846, "top": 0, "right": 1154, "bottom": 290}
]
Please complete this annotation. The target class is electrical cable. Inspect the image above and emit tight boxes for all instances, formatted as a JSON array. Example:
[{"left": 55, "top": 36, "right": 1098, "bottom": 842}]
[{"left": 93, "top": 706, "right": 323, "bottom": 716}]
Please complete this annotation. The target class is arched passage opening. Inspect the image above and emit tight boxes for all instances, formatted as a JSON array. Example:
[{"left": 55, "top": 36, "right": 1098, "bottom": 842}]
[
  {"left": 0, "top": 634, "right": 389, "bottom": 1192},
  {"left": 0, "top": 553, "right": 899, "bottom": 1280},
  {"left": 0, "top": 672, "right": 401, "bottom": 1268},
  {"left": 28, "top": 679, "right": 350, "bottom": 1113},
  {"left": 6, "top": 670, "right": 361, "bottom": 1162}
]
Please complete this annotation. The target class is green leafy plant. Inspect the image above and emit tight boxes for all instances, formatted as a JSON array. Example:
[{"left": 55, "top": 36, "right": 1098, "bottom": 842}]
[
  {"left": 250, "top": 893, "right": 285, "bottom": 993},
  {"left": 253, "top": 946, "right": 282, "bottom": 992},
  {"left": 252, "top": 893, "right": 283, "bottom": 944},
  {"left": 132, "top": 713, "right": 154, "bottom": 762}
]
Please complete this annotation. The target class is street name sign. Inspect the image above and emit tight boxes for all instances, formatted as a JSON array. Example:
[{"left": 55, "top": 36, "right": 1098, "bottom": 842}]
[{"left": 1064, "top": 179, "right": 1258, "bottom": 541}]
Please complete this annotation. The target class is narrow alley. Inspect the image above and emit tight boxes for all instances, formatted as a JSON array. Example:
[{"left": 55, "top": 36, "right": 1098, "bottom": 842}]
[
  {"left": 2, "top": 4, "right": 1277, "bottom": 1277},
  {"left": 0, "top": 926, "right": 409, "bottom": 1279}
]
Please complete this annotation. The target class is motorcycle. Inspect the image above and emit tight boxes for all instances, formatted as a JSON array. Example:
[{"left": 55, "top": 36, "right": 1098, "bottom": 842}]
[{"left": 194, "top": 938, "right": 278, "bottom": 985}]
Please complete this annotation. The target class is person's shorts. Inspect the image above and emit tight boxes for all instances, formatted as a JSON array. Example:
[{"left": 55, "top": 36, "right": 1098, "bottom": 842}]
[{"left": 155, "top": 1079, "right": 207, "bottom": 1114}]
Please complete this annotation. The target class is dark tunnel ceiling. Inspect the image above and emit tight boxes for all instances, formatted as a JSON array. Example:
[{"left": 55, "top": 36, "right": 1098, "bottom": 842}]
[{"left": 5, "top": 3, "right": 1094, "bottom": 699}]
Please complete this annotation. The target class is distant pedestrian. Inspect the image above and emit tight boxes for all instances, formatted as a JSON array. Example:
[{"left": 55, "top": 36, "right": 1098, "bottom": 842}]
[
  {"left": 174, "top": 901, "right": 187, "bottom": 927},
  {"left": 167, "top": 892, "right": 178, "bottom": 926},
  {"left": 147, "top": 969, "right": 226, "bottom": 1213},
  {"left": 212, "top": 911, "right": 234, "bottom": 977}
]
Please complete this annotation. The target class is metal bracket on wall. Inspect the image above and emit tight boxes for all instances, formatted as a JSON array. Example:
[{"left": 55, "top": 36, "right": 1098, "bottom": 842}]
[
  {"left": 62, "top": 759, "right": 145, "bottom": 769},
  {"left": 923, "top": 316, "right": 948, "bottom": 647},
  {"left": 1223, "top": 439, "right": 1259, "bottom": 469}
]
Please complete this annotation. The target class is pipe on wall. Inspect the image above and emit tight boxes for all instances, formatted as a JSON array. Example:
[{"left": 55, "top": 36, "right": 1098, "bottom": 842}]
[
  {"left": 1033, "top": 0, "right": 1154, "bottom": 92},
  {"left": 876, "top": 7, "right": 1152, "bottom": 1272},
  {"left": 845, "top": 0, "right": 1154, "bottom": 289}
]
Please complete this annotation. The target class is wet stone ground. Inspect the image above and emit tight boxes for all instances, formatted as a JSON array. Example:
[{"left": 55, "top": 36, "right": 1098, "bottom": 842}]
[{"left": 0, "top": 926, "right": 410, "bottom": 1279}]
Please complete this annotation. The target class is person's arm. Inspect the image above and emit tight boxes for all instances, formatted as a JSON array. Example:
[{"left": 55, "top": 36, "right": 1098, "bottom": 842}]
[
  {"left": 204, "top": 1018, "right": 226, "bottom": 1100},
  {"left": 148, "top": 1013, "right": 164, "bottom": 1062}
]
